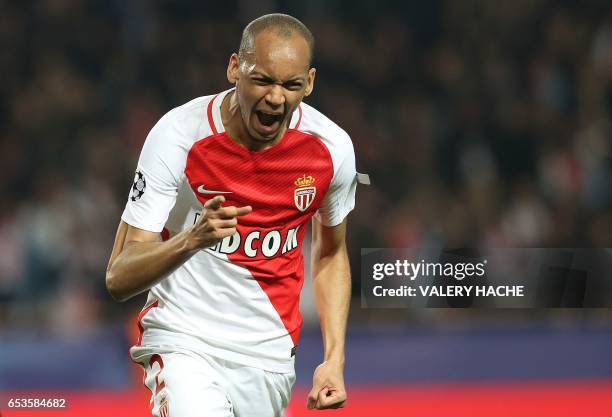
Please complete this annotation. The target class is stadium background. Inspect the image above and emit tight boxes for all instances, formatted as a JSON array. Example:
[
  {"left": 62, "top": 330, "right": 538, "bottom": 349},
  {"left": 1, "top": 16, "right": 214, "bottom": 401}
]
[{"left": 1, "top": 0, "right": 612, "bottom": 416}]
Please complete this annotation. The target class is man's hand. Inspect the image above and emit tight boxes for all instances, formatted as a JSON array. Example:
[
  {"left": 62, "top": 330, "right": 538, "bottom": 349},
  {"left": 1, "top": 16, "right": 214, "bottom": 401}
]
[
  {"left": 185, "top": 195, "right": 252, "bottom": 251},
  {"left": 307, "top": 360, "right": 347, "bottom": 410},
  {"left": 105, "top": 195, "right": 251, "bottom": 302}
]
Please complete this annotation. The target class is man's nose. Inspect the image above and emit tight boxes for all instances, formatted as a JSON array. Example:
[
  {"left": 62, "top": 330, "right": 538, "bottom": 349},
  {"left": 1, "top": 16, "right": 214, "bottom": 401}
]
[{"left": 265, "top": 85, "right": 285, "bottom": 107}]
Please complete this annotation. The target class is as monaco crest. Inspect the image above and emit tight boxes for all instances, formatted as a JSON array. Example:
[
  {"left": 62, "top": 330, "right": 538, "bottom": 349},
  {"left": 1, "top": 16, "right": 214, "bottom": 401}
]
[
  {"left": 294, "top": 174, "right": 316, "bottom": 212},
  {"left": 159, "top": 399, "right": 169, "bottom": 417}
]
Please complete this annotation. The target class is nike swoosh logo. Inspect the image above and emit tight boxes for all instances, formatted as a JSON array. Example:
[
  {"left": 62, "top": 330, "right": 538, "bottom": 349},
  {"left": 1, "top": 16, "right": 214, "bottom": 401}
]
[{"left": 197, "top": 184, "right": 233, "bottom": 195}]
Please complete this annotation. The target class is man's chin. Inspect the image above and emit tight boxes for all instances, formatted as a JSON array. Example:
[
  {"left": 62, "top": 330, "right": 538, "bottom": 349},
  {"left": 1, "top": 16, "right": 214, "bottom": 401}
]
[
  {"left": 250, "top": 126, "right": 282, "bottom": 142},
  {"left": 250, "top": 132, "right": 276, "bottom": 142}
]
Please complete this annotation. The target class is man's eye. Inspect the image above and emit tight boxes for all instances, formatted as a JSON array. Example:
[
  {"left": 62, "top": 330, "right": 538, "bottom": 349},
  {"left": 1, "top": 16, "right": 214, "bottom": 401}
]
[
  {"left": 253, "top": 78, "right": 270, "bottom": 85},
  {"left": 285, "top": 83, "right": 303, "bottom": 90}
]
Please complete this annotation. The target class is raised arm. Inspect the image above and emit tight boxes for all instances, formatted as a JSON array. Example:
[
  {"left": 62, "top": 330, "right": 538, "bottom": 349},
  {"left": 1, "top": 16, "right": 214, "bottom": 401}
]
[
  {"left": 307, "top": 217, "right": 351, "bottom": 410},
  {"left": 106, "top": 196, "right": 251, "bottom": 302}
]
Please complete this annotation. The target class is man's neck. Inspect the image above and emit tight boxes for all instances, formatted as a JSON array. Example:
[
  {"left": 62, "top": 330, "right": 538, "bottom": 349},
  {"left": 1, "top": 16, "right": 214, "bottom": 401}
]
[{"left": 220, "top": 91, "right": 288, "bottom": 152}]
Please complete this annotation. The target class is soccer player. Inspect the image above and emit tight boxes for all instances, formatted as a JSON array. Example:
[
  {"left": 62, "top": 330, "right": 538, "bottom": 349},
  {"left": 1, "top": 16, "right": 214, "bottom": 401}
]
[{"left": 106, "top": 13, "right": 357, "bottom": 417}]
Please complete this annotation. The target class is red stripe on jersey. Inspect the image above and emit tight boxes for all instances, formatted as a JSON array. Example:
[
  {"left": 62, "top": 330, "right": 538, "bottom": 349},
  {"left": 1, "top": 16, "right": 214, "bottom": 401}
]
[
  {"left": 244, "top": 223, "right": 309, "bottom": 345},
  {"left": 149, "top": 354, "right": 166, "bottom": 395},
  {"left": 136, "top": 300, "right": 159, "bottom": 346},
  {"left": 207, "top": 94, "right": 220, "bottom": 135},
  {"left": 185, "top": 129, "right": 334, "bottom": 346}
]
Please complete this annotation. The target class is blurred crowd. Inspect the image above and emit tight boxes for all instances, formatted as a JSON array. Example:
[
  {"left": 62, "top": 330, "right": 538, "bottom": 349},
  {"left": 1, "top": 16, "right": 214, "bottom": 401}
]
[{"left": 1, "top": 0, "right": 612, "bottom": 331}]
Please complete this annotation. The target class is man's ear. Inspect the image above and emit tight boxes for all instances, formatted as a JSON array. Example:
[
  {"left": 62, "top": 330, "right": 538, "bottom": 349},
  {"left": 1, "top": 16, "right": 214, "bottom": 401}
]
[
  {"left": 304, "top": 67, "right": 316, "bottom": 96},
  {"left": 227, "top": 53, "right": 240, "bottom": 84}
]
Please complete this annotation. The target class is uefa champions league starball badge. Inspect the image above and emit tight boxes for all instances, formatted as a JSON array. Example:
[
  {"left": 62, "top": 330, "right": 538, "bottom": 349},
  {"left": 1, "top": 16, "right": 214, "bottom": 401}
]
[{"left": 131, "top": 170, "right": 146, "bottom": 201}]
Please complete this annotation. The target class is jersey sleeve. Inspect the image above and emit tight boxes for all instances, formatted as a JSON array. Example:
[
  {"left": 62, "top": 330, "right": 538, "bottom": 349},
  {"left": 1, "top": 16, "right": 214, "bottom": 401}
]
[
  {"left": 121, "top": 109, "right": 188, "bottom": 233},
  {"left": 314, "top": 134, "right": 357, "bottom": 227}
]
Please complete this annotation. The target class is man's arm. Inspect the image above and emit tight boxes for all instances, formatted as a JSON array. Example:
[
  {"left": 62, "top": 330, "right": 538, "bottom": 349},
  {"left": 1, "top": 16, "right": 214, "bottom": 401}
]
[
  {"left": 307, "top": 217, "right": 350, "bottom": 410},
  {"left": 106, "top": 196, "right": 251, "bottom": 302}
]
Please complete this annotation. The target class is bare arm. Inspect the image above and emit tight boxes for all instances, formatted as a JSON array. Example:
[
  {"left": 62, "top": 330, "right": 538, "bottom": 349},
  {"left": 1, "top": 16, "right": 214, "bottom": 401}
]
[
  {"left": 106, "top": 196, "right": 251, "bottom": 302},
  {"left": 307, "top": 217, "right": 351, "bottom": 410}
]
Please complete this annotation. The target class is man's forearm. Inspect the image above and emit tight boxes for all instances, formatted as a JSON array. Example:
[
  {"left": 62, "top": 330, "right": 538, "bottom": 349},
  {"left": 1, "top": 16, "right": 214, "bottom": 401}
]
[
  {"left": 106, "top": 228, "right": 197, "bottom": 302},
  {"left": 106, "top": 197, "right": 250, "bottom": 302},
  {"left": 312, "top": 238, "right": 351, "bottom": 364}
]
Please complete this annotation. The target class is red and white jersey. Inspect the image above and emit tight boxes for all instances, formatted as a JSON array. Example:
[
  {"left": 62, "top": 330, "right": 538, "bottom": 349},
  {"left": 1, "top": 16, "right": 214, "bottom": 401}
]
[{"left": 122, "top": 89, "right": 357, "bottom": 372}]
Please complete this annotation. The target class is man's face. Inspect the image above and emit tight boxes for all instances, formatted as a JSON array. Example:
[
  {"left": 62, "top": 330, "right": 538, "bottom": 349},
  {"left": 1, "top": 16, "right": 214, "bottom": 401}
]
[{"left": 227, "top": 30, "right": 316, "bottom": 143}]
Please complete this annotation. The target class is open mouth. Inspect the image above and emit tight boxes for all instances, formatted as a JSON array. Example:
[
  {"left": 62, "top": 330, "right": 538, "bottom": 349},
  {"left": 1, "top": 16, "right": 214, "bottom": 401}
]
[{"left": 255, "top": 110, "right": 282, "bottom": 131}]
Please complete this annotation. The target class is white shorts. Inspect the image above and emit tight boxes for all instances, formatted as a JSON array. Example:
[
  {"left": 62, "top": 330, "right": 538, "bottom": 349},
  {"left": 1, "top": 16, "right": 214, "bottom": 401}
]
[{"left": 137, "top": 349, "right": 295, "bottom": 417}]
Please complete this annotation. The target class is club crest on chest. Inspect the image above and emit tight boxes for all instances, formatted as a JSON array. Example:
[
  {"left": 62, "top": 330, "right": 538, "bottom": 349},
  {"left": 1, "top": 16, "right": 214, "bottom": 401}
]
[{"left": 294, "top": 175, "right": 316, "bottom": 212}]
